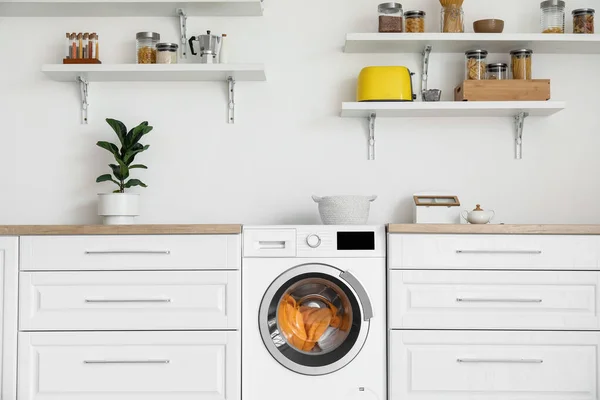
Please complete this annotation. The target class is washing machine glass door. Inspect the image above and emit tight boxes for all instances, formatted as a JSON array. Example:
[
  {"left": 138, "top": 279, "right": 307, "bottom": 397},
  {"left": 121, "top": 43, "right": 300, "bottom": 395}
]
[{"left": 258, "top": 263, "right": 373, "bottom": 376}]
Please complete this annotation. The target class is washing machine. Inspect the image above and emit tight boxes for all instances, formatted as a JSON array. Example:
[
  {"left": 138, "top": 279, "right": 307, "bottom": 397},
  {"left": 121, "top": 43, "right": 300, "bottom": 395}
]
[{"left": 242, "top": 226, "right": 386, "bottom": 400}]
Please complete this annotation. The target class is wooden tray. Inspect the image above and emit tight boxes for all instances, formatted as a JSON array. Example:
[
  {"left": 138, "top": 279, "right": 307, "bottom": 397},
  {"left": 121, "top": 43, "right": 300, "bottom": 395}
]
[
  {"left": 63, "top": 58, "right": 102, "bottom": 64},
  {"left": 455, "top": 79, "right": 551, "bottom": 101}
]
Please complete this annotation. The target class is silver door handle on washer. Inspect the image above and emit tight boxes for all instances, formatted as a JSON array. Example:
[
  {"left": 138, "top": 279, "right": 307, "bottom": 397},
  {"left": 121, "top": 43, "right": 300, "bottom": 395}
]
[
  {"left": 84, "top": 360, "right": 170, "bottom": 365},
  {"left": 84, "top": 250, "right": 171, "bottom": 255},
  {"left": 455, "top": 250, "right": 542, "bottom": 255},
  {"left": 457, "top": 358, "right": 543, "bottom": 364},
  {"left": 339, "top": 270, "right": 373, "bottom": 321}
]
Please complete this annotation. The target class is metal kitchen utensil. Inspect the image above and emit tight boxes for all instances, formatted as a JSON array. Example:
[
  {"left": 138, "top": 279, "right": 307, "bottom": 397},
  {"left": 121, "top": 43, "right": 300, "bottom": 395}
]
[
  {"left": 423, "top": 89, "right": 442, "bottom": 102},
  {"left": 188, "top": 30, "right": 222, "bottom": 64}
]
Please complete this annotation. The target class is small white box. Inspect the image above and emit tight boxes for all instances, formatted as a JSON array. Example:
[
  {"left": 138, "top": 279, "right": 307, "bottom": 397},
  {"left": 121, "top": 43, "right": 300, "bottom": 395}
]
[{"left": 413, "top": 194, "right": 461, "bottom": 224}]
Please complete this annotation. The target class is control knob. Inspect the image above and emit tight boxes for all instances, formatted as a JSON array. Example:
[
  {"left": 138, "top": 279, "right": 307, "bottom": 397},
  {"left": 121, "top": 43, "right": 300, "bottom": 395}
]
[{"left": 306, "top": 234, "right": 322, "bottom": 248}]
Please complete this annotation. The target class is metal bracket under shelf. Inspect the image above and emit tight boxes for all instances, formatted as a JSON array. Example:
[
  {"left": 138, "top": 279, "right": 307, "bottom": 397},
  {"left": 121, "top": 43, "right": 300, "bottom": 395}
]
[
  {"left": 228, "top": 76, "right": 236, "bottom": 124},
  {"left": 368, "top": 113, "right": 376, "bottom": 160},
  {"left": 177, "top": 8, "right": 188, "bottom": 60},
  {"left": 77, "top": 76, "right": 89, "bottom": 125},
  {"left": 421, "top": 45, "right": 432, "bottom": 101},
  {"left": 514, "top": 111, "right": 529, "bottom": 160}
]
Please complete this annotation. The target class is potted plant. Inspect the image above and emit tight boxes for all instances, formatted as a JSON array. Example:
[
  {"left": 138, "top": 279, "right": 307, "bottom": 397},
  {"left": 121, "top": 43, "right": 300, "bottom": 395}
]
[{"left": 96, "top": 118, "right": 152, "bottom": 225}]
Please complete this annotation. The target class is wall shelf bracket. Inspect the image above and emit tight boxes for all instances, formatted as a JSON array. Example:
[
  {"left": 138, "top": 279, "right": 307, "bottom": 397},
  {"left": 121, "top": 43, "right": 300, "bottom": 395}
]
[
  {"left": 368, "top": 113, "right": 376, "bottom": 160},
  {"left": 77, "top": 76, "right": 89, "bottom": 125},
  {"left": 514, "top": 111, "right": 529, "bottom": 160},
  {"left": 177, "top": 8, "right": 188, "bottom": 59},
  {"left": 227, "top": 76, "right": 236, "bottom": 124},
  {"left": 421, "top": 45, "right": 432, "bottom": 100}
]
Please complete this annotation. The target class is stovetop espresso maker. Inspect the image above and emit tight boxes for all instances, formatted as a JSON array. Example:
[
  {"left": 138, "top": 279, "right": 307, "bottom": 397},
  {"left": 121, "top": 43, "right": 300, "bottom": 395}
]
[{"left": 188, "top": 30, "right": 222, "bottom": 64}]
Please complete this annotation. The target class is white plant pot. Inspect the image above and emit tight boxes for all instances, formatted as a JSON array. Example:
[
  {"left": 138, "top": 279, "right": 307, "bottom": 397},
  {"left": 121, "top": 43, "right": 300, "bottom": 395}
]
[{"left": 98, "top": 193, "right": 140, "bottom": 225}]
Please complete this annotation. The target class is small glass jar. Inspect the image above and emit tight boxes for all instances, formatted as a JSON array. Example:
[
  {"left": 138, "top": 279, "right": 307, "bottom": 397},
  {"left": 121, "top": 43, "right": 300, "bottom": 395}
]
[
  {"left": 510, "top": 49, "right": 533, "bottom": 80},
  {"left": 573, "top": 8, "right": 595, "bottom": 34},
  {"left": 156, "top": 43, "right": 179, "bottom": 64},
  {"left": 136, "top": 32, "right": 160, "bottom": 64},
  {"left": 465, "top": 50, "right": 488, "bottom": 80},
  {"left": 378, "top": 3, "right": 404, "bottom": 33},
  {"left": 441, "top": 6, "right": 464, "bottom": 33},
  {"left": 405, "top": 10, "right": 426, "bottom": 32},
  {"left": 486, "top": 63, "right": 509, "bottom": 80},
  {"left": 541, "top": 0, "right": 565, "bottom": 33}
]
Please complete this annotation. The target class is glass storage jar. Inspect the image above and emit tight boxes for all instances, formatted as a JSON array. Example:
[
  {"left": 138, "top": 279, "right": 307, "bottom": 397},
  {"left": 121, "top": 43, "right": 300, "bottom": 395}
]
[
  {"left": 405, "top": 10, "right": 426, "bottom": 32},
  {"left": 136, "top": 32, "right": 160, "bottom": 64},
  {"left": 573, "top": 8, "right": 595, "bottom": 33},
  {"left": 378, "top": 3, "right": 404, "bottom": 33},
  {"left": 486, "top": 63, "right": 509, "bottom": 80},
  {"left": 541, "top": 0, "right": 565, "bottom": 33},
  {"left": 465, "top": 50, "right": 488, "bottom": 80},
  {"left": 510, "top": 49, "right": 533, "bottom": 80},
  {"left": 441, "top": 6, "right": 464, "bottom": 33},
  {"left": 156, "top": 43, "right": 179, "bottom": 64}
]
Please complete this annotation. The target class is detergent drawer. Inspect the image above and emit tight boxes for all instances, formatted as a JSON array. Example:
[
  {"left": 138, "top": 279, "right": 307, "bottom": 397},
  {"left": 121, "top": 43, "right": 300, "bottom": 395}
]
[{"left": 19, "top": 271, "right": 239, "bottom": 331}]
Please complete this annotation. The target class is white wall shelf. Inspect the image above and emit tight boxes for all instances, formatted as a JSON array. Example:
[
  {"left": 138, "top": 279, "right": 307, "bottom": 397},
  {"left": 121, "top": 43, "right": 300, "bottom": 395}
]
[
  {"left": 345, "top": 33, "right": 600, "bottom": 54},
  {"left": 0, "top": 0, "right": 264, "bottom": 17},
  {"left": 341, "top": 101, "right": 566, "bottom": 160},
  {"left": 42, "top": 64, "right": 267, "bottom": 124}
]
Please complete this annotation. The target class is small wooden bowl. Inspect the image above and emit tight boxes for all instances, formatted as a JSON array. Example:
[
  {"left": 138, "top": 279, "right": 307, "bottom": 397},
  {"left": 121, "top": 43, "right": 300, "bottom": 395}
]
[{"left": 473, "top": 19, "right": 505, "bottom": 33}]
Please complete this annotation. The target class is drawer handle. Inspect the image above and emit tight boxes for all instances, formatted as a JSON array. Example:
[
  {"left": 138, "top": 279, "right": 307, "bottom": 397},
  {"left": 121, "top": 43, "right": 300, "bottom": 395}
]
[
  {"left": 456, "top": 250, "right": 542, "bottom": 255},
  {"left": 456, "top": 298, "right": 542, "bottom": 303},
  {"left": 84, "top": 360, "right": 170, "bottom": 365},
  {"left": 84, "top": 250, "right": 171, "bottom": 255},
  {"left": 257, "top": 241, "right": 286, "bottom": 250},
  {"left": 457, "top": 358, "right": 543, "bottom": 364},
  {"left": 85, "top": 299, "right": 171, "bottom": 303}
]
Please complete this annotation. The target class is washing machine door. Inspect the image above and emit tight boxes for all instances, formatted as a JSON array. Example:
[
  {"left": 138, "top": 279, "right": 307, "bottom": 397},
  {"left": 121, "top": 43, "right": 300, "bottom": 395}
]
[{"left": 258, "top": 263, "right": 373, "bottom": 376}]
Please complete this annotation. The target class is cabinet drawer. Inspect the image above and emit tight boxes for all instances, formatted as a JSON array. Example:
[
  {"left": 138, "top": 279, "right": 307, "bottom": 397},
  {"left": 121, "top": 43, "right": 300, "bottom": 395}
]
[
  {"left": 390, "top": 330, "right": 599, "bottom": 400},
  {"left": 18, "top": 331, "right": 239, "bottom": 400},
  {"left": 389, "top": 270, "right": 600, "bottom": 330},
  {"left": 19, "top": 271, "right": 239, "bottom": 331},
  {"left": 389, "top": 234, "right": 600, "bottom": 270},
  {"left": 20, "top": 235, "right": 240, "bottom": 271}
]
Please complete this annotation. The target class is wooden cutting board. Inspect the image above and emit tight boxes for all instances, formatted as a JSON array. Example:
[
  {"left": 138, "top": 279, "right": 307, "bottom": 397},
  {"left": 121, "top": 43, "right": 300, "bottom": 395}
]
[{"left": 454, "top": 80, "right": 551, "bottom": 101}]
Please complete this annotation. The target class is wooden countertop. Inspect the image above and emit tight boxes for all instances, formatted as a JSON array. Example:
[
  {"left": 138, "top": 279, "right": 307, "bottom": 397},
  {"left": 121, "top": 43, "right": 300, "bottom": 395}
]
[
  {"left": 0, "top": 224, "right": 242, "bottom": 236},
  {"left": 388, "top": 224, "right": 600, "bottom": 235}
]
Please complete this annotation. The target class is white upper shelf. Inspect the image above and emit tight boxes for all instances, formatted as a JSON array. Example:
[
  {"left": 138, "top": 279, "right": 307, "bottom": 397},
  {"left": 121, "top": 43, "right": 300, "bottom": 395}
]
[
  {"left": 0, "top": 0, "right": 263, "bottom": 16},
  {"left": 42, "top": 64, "right": 267, "bottom": 82},
  {"left": 340, "top": 101, "right": 566, "bottom": 118},
  {"left": 345, "top": 33, "right": 600, "bottom": 54}
]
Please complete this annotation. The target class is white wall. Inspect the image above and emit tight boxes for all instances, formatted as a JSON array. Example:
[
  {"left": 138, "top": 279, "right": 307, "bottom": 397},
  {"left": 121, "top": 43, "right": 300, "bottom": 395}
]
[{"left": 0, "top": 0, "right": 599, "bottom": 225}]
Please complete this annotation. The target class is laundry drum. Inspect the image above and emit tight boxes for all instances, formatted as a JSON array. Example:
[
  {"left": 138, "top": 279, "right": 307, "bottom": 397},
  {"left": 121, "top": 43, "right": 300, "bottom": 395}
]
[{"left": 259, "top": 264, "right": 372, "bottom": 376}]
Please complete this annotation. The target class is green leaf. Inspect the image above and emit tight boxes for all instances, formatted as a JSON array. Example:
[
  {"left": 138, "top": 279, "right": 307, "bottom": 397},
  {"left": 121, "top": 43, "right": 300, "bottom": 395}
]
[
  {"left": 106, "top": 119, "right": 128, "bottom": 147},
  {"left": 129, "top": 164, "right": 148, "bottom": 169},
  {"left": 127, "top": 122, "right": 152, "bottom": 148},
  {"left": 123, "top": 145, "right": 150, "bottom": 165},
  {"left": 109, "top": 164, "right": 124, "bottom": 181},
  {"left": 116, "top": 158, "right": 130, "bottom": 180},
  {"left": 124, "top": 179, "right": 148, "bottom": 189},
  {"left": 96, "top": 174, "right": 115, "bottom": 183},
  {"left": 96, "top": 141, "right": 120, "bottom": 158}
]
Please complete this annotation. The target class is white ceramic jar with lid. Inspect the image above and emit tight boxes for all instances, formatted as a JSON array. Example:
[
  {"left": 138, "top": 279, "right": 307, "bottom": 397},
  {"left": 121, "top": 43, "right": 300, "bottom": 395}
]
[
  {"left": 541, "top": 0, "right": 565, "bottom": 33},
  {"left": 156, "top": 43, "right": 179, "bottom": 64}
]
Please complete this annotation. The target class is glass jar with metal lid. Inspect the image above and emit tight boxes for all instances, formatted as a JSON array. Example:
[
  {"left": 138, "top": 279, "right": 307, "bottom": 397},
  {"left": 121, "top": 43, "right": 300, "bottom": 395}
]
[
  {"left": 156, "top": 43, "right": 179, "bottom": 64},
  {"left": 541, "top": 0, "right": 565, "bottom": 33},
  {"left": 405, "top": 10, "right": 425, "bottom": 32},
  {"left": 465, "top": 50, "right": 488, "bottom": 81},
  {"left": 510, "top": 49, "right": 533, "bottom": 80},
  {"left": 486, "top": 63, "right": 509, "bottom": 80},
  {"left": 378, "top": 3, "right": 403, "bottom": 33},
  {"left": 136, "top": 32, "right": 160, "bottom": 64},
  {"left": 573, "top": 8, "right": 595, "bottom": 34}
]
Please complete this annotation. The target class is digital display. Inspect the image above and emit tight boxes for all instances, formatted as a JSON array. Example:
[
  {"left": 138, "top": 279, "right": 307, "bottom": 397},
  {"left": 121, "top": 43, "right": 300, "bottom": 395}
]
[{"left": 337, "top": 232, "right": 375, "bottom": 251}]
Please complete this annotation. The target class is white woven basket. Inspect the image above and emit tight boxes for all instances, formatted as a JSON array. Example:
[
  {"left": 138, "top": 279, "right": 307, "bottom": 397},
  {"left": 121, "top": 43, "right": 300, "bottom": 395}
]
[{"left": 312, "top": 195, "right": 377, "bottom": 225}]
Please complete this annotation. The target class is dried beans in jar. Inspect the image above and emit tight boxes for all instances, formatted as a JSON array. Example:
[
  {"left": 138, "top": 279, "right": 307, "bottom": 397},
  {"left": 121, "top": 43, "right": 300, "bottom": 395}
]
[{"left": 378, "top": 2, "right": 404, "bottom": 33}]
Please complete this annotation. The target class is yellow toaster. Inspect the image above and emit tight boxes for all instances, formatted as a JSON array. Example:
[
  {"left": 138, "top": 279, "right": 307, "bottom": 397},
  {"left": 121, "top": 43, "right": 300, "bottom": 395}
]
[{"left": 357, "top": 66, "right": 416, "bottom": 102}]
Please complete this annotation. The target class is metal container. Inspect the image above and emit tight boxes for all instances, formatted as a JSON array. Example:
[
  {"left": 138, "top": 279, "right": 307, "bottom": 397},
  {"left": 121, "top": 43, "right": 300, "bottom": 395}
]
[
  {"left": 541, "top": 0, "right": 565, "bottom": 33},
  {"left": 189, "top": 31, "right": 222, "bottom": 64},
  {"left": 510, "top": 49, "right": 533, "bottom": 80},
  {"left": 136, "top": 32, "right": 160, "bottom": 64},
  {"left": 465, "top": 50, "right": 488, "bottom": 81},
  {"left": 573, "top": 8, "right": 595, "bottom": 33},
  {"left": 156, "top": 43, "right": 179, "bottom": 64},
  {"left": 405, "top": 10, "right": 426, "bottom": 32},
  {"left": 486, "top": 63, "right": 509, "bottom": 80},
  {"left": 378, "top": 3, "right": 403, "bottom": 33}
]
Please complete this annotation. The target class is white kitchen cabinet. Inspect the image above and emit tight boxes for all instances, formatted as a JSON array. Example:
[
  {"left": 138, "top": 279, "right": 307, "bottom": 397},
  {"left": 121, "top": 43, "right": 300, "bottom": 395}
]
[
  {"left": 389, "top": 269, "right": 600, "bottom": 330},
  {"left": 19, "top": 270, "right": 240, "bottom": 331},
  {"left": 0, "top": 237, "right": 18, "bottom": 400},
  {"left": 388, "top": 234, "right": 600, "bottom": 270},
  {"left": 390, "top": 330, "right": 600, "bottom": 400},
  {"left": 18, "top": 331, "right": 240, "bottom": 400},
  {"left": 20, "top": 235, "right": 241, "bottom": 271}
]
